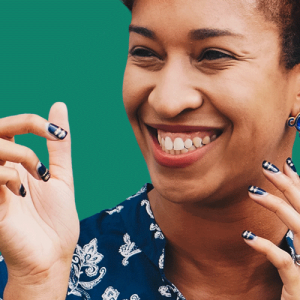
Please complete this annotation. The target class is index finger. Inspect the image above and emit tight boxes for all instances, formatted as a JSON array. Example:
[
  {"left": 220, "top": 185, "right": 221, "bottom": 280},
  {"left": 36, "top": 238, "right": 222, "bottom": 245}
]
[{"left": 0, "top": 114, "right": 67, "bottom": 141}]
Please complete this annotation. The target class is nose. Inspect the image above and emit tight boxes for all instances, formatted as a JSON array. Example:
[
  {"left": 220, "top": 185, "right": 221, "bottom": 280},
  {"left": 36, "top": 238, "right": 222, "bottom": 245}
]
[{"left": 148, "top": 59, "right": 203, "bottom": 119}]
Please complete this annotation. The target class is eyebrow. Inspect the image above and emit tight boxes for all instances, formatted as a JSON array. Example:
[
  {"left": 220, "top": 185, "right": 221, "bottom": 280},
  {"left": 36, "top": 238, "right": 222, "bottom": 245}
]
[
  {"left": 129, "top": 25, "right": 155, "bottom": 39},
  {"left": 189, "top": 28, "right": 243, "bottom": 40},
  {"left": 129, "top": 25, "right": 243, "bottom": 41}
]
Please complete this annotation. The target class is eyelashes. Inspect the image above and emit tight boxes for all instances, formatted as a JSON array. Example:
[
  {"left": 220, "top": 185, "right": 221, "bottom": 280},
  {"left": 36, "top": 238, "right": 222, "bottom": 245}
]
[
  {"left": 198, "top": 49, "right": 234, "bottom": 61},
  {"left": 129, "top": 47, "right": 235, "bottom": 62},
  {"left": 130, "top": 48, "right": 157, "bottom": 58}
]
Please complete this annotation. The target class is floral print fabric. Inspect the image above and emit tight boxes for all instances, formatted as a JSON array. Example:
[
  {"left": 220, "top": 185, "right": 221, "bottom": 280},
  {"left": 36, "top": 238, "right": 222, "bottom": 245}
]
[{"left": 0, "top": 183, "right": 295, "bottom": 299}]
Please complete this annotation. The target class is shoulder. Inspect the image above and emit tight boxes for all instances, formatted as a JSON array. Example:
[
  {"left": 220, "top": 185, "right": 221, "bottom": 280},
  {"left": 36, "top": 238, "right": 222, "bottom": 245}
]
[
  {"left": 67, "top": 184, "right": 168, "bottom": 299},
  {"left": 78, "top": 183, "right": 150, "bottom": 247}
]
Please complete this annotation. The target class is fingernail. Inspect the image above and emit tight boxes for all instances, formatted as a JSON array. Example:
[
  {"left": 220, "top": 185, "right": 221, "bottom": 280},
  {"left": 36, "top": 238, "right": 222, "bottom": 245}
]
[
  {"left": 242, "top": 230, "right": 257, "bottom": 240},
  {"left": 248, "top": 186, "right": 267, "bottom": 196},
  {"left": 46, "top": 123, "right": 68, "bottom": 140},
  {"left": 19, "top": 184, "right": 26, "bottom": 197},
  {"left": 262, "top": 161, "right": 280, "bottom": 173},
  {"left": 37, "top": 162, "right": 51, "bottom": 182},
  {"left": 286, "top": 157, "right": 297, "bottom": 173}
]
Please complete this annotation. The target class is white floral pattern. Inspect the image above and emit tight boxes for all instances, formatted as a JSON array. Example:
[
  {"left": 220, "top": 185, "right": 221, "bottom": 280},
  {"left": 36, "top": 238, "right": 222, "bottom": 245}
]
[
  {"left": 123, "top": 294, "right": 140, "bottom": 300},
  {"left": 102, "top": 286, "right": 120, "bottom": 300},
  {"left": 68, "top": 238, "right": 106, "bottom": 299},
  {"left": 0, "top": 255, "right": 3, "bottom": 262},
  {"left": 159, "top": 285, "right": 186, "bottom": 300},
  {"left": 159, "top": 249, "right": 165, "bottom": 270},
  {"left": 127, "top": 185, "right": 147, "bottom": 200},
  {"left": 159, "top": 286, "right": 172, "bottom": 297},
  {"left": 141, "top": 199, "right": 154, "bottom": 219},
  {"left": 150, "top": 223, "right": 165, "bottom": 240},
  {"left": 102, "top": 286, "right": 140, "bottom": 300},
  {"left": 106, "top": 205, "right": 124, "bottom": 215},
  {"left": 119, "top": 233, "right": 142, "bottom": 266}
]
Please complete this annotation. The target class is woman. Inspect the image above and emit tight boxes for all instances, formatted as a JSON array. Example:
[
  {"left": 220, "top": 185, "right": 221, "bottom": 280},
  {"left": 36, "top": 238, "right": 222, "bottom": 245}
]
[{"left": 0, "top": 0, "right": 300, "bottom": 299}]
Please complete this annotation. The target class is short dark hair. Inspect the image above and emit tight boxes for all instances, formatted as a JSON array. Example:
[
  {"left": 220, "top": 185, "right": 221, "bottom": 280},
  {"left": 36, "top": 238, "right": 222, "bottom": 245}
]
[{"left": 121, "top": 0, "right": 300, "bottom": 69}]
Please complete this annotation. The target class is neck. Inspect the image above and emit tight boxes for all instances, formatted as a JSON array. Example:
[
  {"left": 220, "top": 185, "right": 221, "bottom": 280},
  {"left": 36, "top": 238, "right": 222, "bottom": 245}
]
[{"left": 148, "top": 187, "right": 286, "bottom": 299}]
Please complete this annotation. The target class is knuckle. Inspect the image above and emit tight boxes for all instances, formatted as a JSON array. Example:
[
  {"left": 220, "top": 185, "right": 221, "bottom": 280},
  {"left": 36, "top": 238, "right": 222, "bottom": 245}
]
[
  {"left": 272, "top": 198, "right": 286, "bottom": 214},
  {"left": 278, "top": 254, "right": 294, "bottom": 270},
  {"left": 23, "top": 147, "right": 37, "bottom": 163},
  {"left": 23, "top": 114, "right": 39, "bottom": 132},
  {"left": 281, "top": 177, "right": 296, "bottom": 194},
  {"left": 8, "top": 168, "right": 19, "bottom": 182}
]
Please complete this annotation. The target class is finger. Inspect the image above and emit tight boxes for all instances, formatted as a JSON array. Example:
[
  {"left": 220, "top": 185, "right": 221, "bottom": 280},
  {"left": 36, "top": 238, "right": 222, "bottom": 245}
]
[
  {"left": 47, "top": 103, "right": 73, "bottom": 186},
  {"left": 262, "top": 161, "right": 300, "bottom": 212},
  {"left": 0, "top": 166, "right": 27, "bottom": 199},
  {"left": 242, "top": 231, "right": 300, "bottom": 296},
  {"left": 284, "top": 157, "right": 299, "bottom": 182},
  {"left": 0, "top": 114, "right": 68, "bottom": 141},
  {"left": 248, "top": 187, "right": 300, "bottom": 235},
  {"left": 0, "top": 138, "right": 47, "bottom": 181}
]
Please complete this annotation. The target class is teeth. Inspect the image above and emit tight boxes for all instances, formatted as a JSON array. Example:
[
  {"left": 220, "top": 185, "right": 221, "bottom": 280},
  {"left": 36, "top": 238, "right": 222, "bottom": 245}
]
[
  {"left": 174, "top": 138, "right": 185, "bottom": 150},
  {"left": 202, "top": 136, "right": 211, "bottom": 145},
  {"left": 184, "top": 139, "right": 193, "bottom": 149},
  {"left": 157, "top": 130, "right": 218, "bottom": 155},
  {"left": 188, "top": 146, "right": 196, "bottom": 152},
  {"left": 181, "top": 148, "right": 188, "bottom": 154},
  {"left": 165, "top": 137, "right": 173, "bottom": 150},
  {"left": 193, "top": 137, "right": 202, "bottom": 148}
]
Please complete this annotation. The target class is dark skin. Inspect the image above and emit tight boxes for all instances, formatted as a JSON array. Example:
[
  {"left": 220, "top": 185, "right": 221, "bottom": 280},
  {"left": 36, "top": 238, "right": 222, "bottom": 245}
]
[
  {"left": 123, "top": 0, "right": 300, "bottom": 298},
  {"left": 0, "top": 0, "right": 300, "bottom": 299}
]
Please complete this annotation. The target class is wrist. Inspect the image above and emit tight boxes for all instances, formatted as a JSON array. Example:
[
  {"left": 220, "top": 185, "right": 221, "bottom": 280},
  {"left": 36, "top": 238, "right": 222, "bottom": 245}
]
[{"left": 4, "top": 261, "right": 71, "bottom": 300}]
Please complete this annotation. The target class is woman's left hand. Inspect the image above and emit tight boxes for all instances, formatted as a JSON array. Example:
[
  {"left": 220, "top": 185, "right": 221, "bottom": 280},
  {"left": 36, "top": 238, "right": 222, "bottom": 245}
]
[{"left": 244, "top": 158, "right": 300, "bottom": 300}]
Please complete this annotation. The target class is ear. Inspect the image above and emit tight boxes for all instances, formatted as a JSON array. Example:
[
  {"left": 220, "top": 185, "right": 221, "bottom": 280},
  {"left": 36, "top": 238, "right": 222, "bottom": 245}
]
[{"left": 290, "top": 64, "right": 300, "bottom": 117}]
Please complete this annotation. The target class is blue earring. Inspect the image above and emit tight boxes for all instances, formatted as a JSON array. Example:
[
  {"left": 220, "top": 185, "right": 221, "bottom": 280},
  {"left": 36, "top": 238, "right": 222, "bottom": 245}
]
[{"left": 287, "top": 113, "right": 300, "bottom": 134}]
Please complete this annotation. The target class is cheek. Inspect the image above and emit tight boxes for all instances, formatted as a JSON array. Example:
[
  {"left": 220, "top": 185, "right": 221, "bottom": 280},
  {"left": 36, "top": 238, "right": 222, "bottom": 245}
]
[
  {"left": 122, "top": 65, "right": 154, "bottom": 121},
  {"left": 205, "top": 68, "right": 289, "bottom": 136}
]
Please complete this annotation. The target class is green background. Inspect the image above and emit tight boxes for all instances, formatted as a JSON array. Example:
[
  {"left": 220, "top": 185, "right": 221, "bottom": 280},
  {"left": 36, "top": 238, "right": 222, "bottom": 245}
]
[
  {"left": 0, "top": 0, "right": 300, "bottom": 220},
  {"left": 0, "top": 0, "right": 150, "bottom": 220}
]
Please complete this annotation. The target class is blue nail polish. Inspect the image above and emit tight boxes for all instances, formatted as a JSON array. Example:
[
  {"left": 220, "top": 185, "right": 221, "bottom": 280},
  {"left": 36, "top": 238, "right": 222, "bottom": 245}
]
[
  {"left": 286, "top": 157, "right": 297, "bottom": 173},
  {"left": 248, "top": 186, "right": 267, "bottom": 196},
  {"left": 37, "top": 162, "right": 51, "bottom": 182},
  {"left": 48, "top": 123, "right": 68, "bottom": 140},
  {"left": 262, "top": 161, "right": 279, "bottom": 173},
  {"left": 19, "top": 184, "right": 26, "bottom": 197},
  {"left": 242, "top": 230, "right": 256, "bottom": 240}
]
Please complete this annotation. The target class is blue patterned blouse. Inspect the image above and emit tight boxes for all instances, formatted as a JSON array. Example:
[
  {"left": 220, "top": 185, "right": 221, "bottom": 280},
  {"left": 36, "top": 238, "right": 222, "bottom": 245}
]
[{"left": 0, "top": 183, "right": 296, "bottom": 300}]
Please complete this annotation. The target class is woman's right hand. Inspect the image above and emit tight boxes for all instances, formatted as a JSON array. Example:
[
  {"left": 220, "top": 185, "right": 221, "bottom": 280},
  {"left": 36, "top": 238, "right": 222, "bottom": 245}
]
[{"left": 0, "top": 103, "right": 79, "bottom": 300}]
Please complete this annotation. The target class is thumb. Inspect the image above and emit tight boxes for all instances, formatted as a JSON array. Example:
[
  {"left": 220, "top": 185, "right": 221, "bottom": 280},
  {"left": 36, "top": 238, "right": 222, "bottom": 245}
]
[{"left": 47, "top": 102, "right": 73, "bottom": 185}]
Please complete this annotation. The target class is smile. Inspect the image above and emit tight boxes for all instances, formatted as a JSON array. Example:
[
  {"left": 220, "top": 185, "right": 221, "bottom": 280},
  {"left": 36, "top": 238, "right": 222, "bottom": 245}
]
[
  {"left": 157, "top": 129, "right": 217, "bottom": 155},
  {"left": 147, "top": 124, "right": 222, "bottom": 168}
]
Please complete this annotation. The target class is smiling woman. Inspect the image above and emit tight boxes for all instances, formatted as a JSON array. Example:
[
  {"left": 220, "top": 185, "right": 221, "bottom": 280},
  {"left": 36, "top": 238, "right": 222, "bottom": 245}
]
[{"left": 1, "top": 0, "right": 300, "bottom": 300}]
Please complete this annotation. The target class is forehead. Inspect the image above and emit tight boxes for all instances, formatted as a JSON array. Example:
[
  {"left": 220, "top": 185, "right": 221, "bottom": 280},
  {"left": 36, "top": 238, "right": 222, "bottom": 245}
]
[{"left": 131, "top": 0, "right": 277, "bottom": 40}]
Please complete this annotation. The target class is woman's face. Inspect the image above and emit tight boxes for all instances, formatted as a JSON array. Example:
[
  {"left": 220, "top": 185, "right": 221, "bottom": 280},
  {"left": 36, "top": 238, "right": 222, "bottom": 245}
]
[{"left": 123, "top": 0, "right": 296, "bottom": 204}]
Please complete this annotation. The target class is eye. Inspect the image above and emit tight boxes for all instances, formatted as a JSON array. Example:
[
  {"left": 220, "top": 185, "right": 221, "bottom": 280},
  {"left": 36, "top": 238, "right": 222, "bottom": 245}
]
[
  {"left": 199, "top": 49, "right": 234, "bottom": 61},
  {"left": 130, "top": 47, "right": 157, "bottom": 58}
]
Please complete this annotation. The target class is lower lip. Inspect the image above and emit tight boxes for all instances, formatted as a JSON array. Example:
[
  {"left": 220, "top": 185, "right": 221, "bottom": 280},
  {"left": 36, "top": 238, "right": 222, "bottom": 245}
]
[{"left": 150, "top": 132, "right": 214, "bottom": 168}]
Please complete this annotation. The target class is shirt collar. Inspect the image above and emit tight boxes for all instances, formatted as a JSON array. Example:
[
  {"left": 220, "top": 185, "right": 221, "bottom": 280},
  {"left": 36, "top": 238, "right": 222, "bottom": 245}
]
[{"left": 121, "top": 183, "right": 295, "bottom": 273}]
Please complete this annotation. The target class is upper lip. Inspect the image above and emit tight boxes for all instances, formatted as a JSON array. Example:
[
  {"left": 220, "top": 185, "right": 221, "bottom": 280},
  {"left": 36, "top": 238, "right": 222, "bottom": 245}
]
[{"left": 146, "top": 123, "right": 224, "bottom": 133}]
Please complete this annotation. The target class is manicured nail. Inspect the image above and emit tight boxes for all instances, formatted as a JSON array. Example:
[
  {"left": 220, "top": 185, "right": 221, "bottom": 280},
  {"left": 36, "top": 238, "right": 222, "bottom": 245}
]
[
  {"left": 248, "top": 186, "right": 267, "bottom": 196},
  {"left": 242, "top": 230, "right": 257, "bottom": 240},
  {"left": 286, "top": 157, "right": 297, "bottom": 173},
  {"left": 262, "top": 161, "right": 279, "bottom": 173},
  {"left": 47, "top": 123, "right": 68, "bottom": 140},
  {"left": 19, "top": 184, "right": 26, "bottom": 197},
  {"left": 37, "top": 162, "right": 51, "bottom": 182}
]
